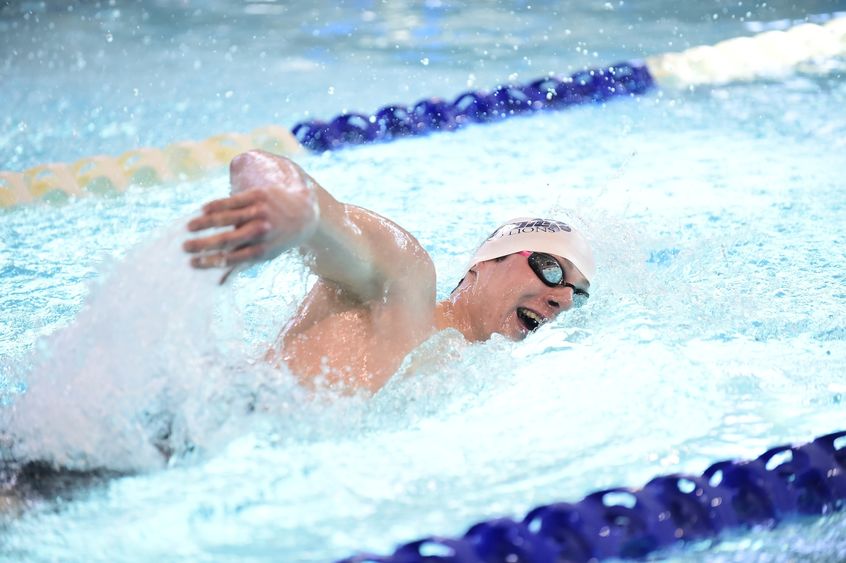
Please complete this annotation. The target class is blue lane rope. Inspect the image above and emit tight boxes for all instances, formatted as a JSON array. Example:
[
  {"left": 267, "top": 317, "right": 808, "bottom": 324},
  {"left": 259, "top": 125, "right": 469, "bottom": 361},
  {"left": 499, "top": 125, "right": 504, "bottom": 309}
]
[
  {"left": 291, "top": 61, "right": 655, "bottom": 152},
  {"left": 340, "top": 430, "right": 846, "bottom": 562}
]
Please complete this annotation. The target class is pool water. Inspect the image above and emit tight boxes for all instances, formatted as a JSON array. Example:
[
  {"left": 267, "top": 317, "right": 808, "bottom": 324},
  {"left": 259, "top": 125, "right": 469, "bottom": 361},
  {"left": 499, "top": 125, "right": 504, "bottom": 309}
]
[
  {"left": 3, "top": 0, "right": 843, "bottom": 170},
  {"left": 2, "top": 2, "right": 846, "bottom": 561}
]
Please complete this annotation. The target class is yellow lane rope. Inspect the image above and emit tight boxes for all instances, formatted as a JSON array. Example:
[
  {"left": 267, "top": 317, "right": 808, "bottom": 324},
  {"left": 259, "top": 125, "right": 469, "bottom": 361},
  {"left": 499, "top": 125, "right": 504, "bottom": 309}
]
[{"left": 0, "top": 126, "right": 301, "bottom": 208}]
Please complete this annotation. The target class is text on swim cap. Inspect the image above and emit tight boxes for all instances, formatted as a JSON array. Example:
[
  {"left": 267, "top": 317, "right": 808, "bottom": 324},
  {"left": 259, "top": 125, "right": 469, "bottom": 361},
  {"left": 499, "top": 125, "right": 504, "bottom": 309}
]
[{"left": 487, "top": 218, "right": 572, "bottom": 240}]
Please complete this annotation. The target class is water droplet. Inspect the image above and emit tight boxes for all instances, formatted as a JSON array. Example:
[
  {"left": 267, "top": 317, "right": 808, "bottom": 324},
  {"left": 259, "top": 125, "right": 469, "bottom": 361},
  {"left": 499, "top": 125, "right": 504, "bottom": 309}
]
[
  {"left": 225, "top": 90, "right": 234, "bottom": 98},
  {"left": 420, "top": 57, "right": 429, "bottom": 66},
  {"left": 105, "top": 32, "right": 113, "bottom": 42},
  {"left": 327, "top": 86, "right": 335, "bottom": 95}
]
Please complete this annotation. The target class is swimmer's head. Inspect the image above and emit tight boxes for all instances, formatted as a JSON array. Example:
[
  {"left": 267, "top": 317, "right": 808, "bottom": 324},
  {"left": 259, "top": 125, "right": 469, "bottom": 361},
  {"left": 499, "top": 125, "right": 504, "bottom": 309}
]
[
  {"left": 464, "top": 217, "right": 595, "bottom": 283},
  {"left": 451, "top": 218, "right": 595, "bottom": 341}
]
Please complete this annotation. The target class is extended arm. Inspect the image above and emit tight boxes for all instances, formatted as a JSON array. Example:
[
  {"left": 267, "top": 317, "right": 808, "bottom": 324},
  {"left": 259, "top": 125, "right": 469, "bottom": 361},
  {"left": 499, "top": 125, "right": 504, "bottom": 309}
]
[{"left": 183, "top": 150, "right": 434, "bottom": 303}]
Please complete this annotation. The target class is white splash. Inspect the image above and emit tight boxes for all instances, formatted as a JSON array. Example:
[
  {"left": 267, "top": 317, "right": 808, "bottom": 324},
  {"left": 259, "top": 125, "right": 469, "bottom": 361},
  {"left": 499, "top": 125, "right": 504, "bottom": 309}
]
[{"left": 1, "top": 223, "right": 289, "bottom": 473}]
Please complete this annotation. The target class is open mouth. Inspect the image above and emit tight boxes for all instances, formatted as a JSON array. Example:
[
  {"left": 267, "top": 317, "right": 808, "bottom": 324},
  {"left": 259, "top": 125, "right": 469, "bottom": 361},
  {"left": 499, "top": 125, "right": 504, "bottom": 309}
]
[{"left": 517, "top": 307, "right": 546, "bottom": 332}]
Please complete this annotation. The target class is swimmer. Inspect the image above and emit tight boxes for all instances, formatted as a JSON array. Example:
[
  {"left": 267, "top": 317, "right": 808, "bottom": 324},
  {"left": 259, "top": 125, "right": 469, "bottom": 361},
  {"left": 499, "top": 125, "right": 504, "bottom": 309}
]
[{"left": 183, "top": 150, "right": 594, "bottom": 392}]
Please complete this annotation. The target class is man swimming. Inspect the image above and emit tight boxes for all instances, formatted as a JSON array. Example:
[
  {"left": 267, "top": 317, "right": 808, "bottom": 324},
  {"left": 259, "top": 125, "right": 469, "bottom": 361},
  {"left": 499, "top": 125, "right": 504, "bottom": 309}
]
[{"left": 183, "top": 150, "right": 594, "bottom": 392}]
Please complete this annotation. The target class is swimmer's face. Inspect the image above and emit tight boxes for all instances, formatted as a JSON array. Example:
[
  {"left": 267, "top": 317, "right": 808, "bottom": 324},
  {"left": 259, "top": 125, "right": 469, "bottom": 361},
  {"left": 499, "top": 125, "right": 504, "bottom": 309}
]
[{"left": 467, "top": 252, "right": 590, "bottom": 341}]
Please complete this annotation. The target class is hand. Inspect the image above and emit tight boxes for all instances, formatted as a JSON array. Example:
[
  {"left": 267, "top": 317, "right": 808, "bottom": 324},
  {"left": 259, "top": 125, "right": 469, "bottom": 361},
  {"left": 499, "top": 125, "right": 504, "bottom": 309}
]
[{"left": 183, "top": 151, "right": 319, "bottom": 283}]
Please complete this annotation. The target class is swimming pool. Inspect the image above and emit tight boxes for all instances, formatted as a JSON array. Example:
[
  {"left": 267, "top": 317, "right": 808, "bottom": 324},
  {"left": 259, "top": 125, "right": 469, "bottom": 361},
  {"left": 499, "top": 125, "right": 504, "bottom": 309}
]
[{"left": 2, "top": 1, "right": 846, "bottom": 561}]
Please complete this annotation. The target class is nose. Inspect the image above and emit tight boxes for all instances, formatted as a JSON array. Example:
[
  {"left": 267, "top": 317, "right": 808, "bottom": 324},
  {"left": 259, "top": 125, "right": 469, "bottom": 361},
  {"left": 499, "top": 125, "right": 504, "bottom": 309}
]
[{"left": 547, "top": 286, "right": 574, "bottom": 311}]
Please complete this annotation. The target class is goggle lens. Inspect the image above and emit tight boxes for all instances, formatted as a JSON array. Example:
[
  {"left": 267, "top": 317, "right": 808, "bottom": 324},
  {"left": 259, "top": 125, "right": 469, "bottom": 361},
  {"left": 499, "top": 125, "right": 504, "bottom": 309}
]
[
  {"left": 532, "top": 254, "right": 564, "bottom": 285},
  {"left": 524, "top": 252, "right": 590, "bottom": 306}
]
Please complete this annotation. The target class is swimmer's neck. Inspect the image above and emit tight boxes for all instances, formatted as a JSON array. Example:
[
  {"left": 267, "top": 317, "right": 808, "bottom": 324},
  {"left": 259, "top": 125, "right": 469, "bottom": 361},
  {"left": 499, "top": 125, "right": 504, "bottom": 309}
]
[{"left": 435, "top": 298, "right": 478, "bottom": 342}]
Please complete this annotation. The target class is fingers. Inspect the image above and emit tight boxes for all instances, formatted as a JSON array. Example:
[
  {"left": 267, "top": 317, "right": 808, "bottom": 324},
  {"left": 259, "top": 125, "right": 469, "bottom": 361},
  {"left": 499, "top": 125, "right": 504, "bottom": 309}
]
[
  {"left": 183, "top": 219, "right": 270, "bottom": 254},
  {"left": 187, "top": 206, "right": 259, "bottom": 232},
  {"left": 185, "top": 218, "right": 270, "bottom": 277},
  {"left": 189, "top": 243, "right": 267, "bottom": 271},
  {"left": 183, "top": 186, "right": 282, "bottom": 281},
  {"left": 200, "top": 190, "right": 261, "bottom": 214},
  {"left": 219, "top": 265, "right": 239, "bottom": 285},
  {"left": 186, "top": 191, "right": 262, "bottom": 233}
]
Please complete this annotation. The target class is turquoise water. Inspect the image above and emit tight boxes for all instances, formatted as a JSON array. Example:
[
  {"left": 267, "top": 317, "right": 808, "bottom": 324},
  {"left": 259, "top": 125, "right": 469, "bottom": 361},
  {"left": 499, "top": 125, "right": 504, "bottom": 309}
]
[{"left": 2, "top": 2, "right": 846, "bottom": 561}]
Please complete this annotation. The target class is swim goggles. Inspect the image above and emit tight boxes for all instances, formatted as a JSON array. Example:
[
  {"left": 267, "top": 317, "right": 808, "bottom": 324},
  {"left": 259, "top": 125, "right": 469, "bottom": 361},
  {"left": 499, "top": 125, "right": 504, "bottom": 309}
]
[{"left": 518, "top": 251, "right": 590, "bottom": 307}]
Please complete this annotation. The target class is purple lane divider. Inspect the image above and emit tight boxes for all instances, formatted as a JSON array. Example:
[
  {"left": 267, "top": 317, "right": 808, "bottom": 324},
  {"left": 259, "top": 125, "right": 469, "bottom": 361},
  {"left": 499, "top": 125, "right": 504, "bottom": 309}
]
[
  {"left": 339, "top": 431, "right": 846, "bottom": 562},
  {"left": 292, "top": 61, "right": 655, "bottom": 152}
]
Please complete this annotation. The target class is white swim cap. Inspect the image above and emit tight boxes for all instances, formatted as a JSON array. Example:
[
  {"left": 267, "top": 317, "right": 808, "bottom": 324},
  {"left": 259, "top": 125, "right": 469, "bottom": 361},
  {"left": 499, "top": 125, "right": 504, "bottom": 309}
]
[{"left": 465, "top": 217, "right": 596, "bottom": 283}]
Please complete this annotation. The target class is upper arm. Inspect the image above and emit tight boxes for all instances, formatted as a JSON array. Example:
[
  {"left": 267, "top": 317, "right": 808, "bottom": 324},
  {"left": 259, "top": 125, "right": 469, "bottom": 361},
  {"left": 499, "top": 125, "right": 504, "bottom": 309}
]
[{"left": 302, "top": 187, "right": 436, "bottom": 306}]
